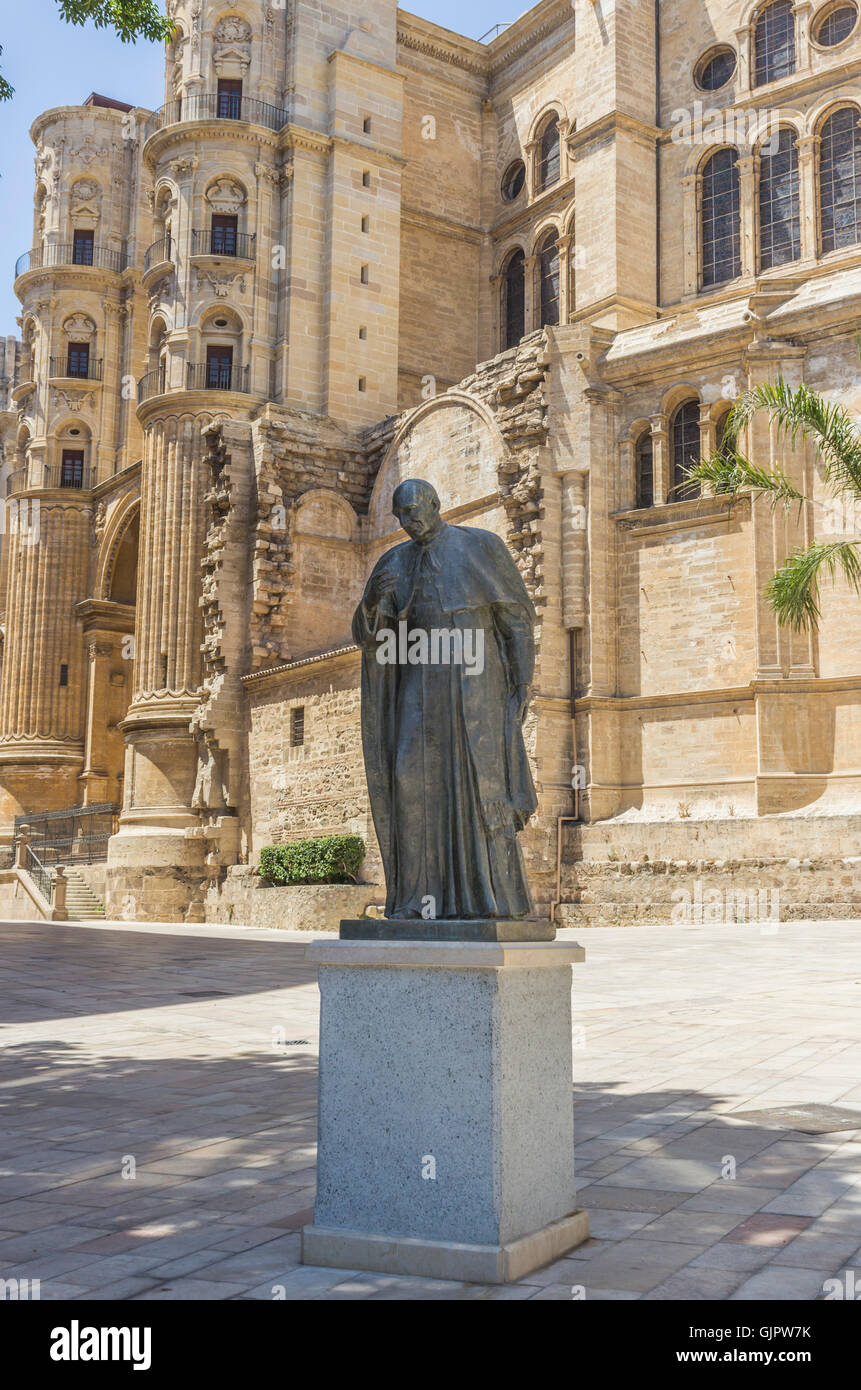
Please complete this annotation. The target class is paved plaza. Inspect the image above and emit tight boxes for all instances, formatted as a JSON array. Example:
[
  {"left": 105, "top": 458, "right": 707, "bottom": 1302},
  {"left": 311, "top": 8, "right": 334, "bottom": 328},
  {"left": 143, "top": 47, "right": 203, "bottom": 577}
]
[{"left": 0, "top": 917, "right": 859, "bottom": 1301}]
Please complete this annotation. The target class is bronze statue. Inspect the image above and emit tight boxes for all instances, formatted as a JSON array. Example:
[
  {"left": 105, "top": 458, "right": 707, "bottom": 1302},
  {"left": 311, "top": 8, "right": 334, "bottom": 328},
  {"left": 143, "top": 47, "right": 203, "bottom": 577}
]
[{"left": 352, "top": 478, "right": 537, "bottom": 920}]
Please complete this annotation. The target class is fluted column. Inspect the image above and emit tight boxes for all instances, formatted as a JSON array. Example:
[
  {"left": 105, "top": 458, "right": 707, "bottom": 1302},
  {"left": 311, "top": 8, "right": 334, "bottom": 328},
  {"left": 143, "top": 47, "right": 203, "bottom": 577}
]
[{"left": 0, "top": 496, "right": 90, "bottom": 835}]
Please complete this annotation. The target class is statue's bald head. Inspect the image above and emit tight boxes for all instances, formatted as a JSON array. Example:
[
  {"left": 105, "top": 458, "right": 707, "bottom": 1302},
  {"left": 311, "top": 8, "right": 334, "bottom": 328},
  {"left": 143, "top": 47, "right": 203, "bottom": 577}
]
[{"left": 392, "top": 478, "right": 443, "bottom": 543}]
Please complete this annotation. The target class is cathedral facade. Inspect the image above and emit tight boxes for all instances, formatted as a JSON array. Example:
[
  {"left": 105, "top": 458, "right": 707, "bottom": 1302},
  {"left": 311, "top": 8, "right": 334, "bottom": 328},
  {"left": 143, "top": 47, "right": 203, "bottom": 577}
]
[{"left": 1, "top": 0, "right": 861, "bottom": 923}]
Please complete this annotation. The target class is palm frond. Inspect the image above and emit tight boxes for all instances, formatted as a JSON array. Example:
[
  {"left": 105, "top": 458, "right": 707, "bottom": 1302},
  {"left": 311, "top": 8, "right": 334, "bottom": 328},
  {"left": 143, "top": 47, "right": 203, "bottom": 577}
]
[
  {"left": 687, "top": 448, "right": 806, "bottom": 512},
  {"left": 723, "top": 380, "right": 861, "bottom": 500},
  {"left": 766, "top": 540, "right": 861, "bottom": 631}
]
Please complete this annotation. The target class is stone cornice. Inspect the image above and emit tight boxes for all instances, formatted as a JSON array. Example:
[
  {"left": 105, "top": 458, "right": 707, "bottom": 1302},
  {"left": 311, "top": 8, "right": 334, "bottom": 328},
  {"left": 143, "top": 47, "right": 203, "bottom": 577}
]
[
  {"left": 486, "top": 0, "right": 574, "bottom": 76},
  {"left": 396, "top": 15, "right": 488, "bottom": 77},
  {"left": 242, "top": 644, "right": 360, "bottom": 685},
  {"left": 401, "top": 206, "right": 484, "bottom": 245},
  {"left": 30, "top": 102, "right": 153, "bottom": 146},
  {"left": 567, "top": 110, "right": 662, "bottom": 156}
]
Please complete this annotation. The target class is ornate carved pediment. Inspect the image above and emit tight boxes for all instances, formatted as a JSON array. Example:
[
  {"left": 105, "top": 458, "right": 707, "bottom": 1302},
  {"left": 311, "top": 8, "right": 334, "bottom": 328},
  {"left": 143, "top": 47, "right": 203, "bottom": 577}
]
[
  {"left": 205, "top": 176, "right": 246, "bottom": 214},
  {"left": 194, "top": 268, "right": 247, "bottom": 297},
  {"left": 213, "top": 15, "right": 252, "bottom": 73},
  {"left": 62, "top": 312, "right": 96, "bottom": 340},
  {"left": 52, "top": 387, "right": 95, "bottom": 413}
]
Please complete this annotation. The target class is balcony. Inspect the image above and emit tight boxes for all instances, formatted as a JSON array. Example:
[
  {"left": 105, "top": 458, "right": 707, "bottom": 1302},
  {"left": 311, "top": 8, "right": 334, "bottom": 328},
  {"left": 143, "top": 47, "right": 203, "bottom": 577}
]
[
  {"left": 187, "top": 362, "right": 250, "bottom": 393},
  {"left": 15, "top": 244, "right": 127, "bottom": 278},
  {"left": 191, "top": 229, "right": 256, "bottom": 260},
  {"left": 5, "top": 463, "right": 92, "bottom": 494},
  {"left": 147, "top": 92, "right": 287, "bottom": 137},
  {"left": 48, "top": 357, "right": 103, "bottom": 383},
  {"left": 143, "top": 234, "right": 173, "bottom": 273},
  {"left": 137, "top": 366, "right": 167, "bottom": 404}
]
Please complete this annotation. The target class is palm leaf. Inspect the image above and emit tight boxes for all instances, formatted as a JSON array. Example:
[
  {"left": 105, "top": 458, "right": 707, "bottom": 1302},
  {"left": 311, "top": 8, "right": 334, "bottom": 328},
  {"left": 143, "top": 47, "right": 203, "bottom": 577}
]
[
  {"left": 723, "top": 380, "right": 861, "bottom": 500},
  {"left": 766, "top": 540, "right": 861, "bottom": 631},
  {"left": 687, "top": 448, "right": 805, "bottom": 512}
]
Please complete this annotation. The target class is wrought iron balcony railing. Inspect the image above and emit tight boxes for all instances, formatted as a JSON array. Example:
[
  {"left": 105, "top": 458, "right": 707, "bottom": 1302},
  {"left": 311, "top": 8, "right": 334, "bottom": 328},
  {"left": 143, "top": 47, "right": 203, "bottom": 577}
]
[
  {"left": 15, "top": 244, "right": 127, "bottom": 277},
  {"left": 191, "top": 228, "right": 256, "bottom": 259},
  {"left": 137, "top": 366, "right": 168, "bottom": 403},
  {"left": 143, "top": 234, "right": 173, "bottom": 271},
  {"left": 148, "top": 92, "right": 287, "bottom": 135},
  {"left": 48, "top": 356, "right": 103, "bottom": 382},
  {"left": 186, "top": 362, "right": 250, "bottom": 393}
]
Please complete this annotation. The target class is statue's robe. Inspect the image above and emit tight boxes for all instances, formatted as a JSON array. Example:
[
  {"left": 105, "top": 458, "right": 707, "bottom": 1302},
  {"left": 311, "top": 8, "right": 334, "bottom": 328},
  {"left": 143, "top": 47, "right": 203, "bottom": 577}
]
[{"left": 352, "top": 522, "right": 537, "bottom": 920}]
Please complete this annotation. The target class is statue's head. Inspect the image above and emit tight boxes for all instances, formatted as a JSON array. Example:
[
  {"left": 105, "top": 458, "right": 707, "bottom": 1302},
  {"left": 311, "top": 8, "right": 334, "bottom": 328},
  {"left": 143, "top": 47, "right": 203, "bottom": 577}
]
[{"left": 392, "top": 478, "right": 442, "bottom": 543}]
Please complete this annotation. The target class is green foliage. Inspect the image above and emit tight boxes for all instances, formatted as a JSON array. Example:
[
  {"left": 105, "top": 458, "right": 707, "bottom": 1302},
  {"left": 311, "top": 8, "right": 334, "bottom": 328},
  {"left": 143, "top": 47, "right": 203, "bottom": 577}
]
[
  {"left": 686, "top": 376, "right": 861, "bottom": 633},
  {"left": 258, "top": 836, "right": 366, "bottom": 887},
  {"left": 2, "top": 2, "right": 174, "bottom": 99}
]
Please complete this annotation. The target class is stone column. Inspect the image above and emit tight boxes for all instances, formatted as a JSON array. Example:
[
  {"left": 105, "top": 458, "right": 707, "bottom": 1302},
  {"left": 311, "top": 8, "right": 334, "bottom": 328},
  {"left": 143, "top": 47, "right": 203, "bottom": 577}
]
[
  {"left": 681, "top": 173, "right": 700, "bottom": 297},
  {"left": 561, "top": 469, "right": 588, "bottom": 630},
  {"left": 738, "top": 154, "right": 758, "bottom": 279},
  {"left": 650, "top": 415, "right": 669, "bottom": 505},
  {"left": 106, "top": 412, "right": 211, "bottom": 922},
  {"left": 81, "top": 638, "right": 114, "bottom": 804},
  {"left": 523, "top": 255, "right": 538, "bottom": 336},
  {"left": 558, "top": 232, "right": 573, "bottom": 322},
  {"left": 734, "top": 25, "right": 752, "bottom": 91},
  {"left": 796, "top": 134, "right": 819, "bottom": 262}
]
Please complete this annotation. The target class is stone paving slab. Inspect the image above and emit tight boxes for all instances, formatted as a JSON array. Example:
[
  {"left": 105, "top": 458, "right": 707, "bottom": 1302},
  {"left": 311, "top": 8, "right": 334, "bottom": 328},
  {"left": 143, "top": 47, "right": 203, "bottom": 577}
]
[{"left": 0, "top": 918, "right": 860, "bottom": 1300}]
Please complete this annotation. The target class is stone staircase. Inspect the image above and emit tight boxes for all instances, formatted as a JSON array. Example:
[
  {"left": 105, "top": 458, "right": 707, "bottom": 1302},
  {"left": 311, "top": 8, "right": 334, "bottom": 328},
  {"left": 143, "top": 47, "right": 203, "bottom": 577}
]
[{"left": 61, "top": 868, "right": 106, "bottom": 921}]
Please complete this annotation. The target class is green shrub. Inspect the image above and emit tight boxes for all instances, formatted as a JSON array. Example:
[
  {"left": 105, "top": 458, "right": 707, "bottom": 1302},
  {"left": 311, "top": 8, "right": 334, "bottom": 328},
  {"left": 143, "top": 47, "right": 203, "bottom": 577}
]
[{"left": 258, "top": 835, "right": 365, "bottom": 886}]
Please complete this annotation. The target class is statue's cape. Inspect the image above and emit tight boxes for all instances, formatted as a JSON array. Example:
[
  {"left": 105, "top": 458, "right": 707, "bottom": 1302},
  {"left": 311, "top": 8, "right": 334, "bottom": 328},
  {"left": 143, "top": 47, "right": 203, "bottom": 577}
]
[{"left": 352, "top": 524, "right": 538, "bottom": 894}]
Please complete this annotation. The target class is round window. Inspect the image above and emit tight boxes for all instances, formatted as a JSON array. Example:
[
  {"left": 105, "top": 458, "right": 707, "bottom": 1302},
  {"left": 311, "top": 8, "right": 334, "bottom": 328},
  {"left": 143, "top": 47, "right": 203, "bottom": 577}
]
[
  {"left": 696, "top": 46, "right": 737, "bottom": 91},
  {"left": 814, "top": 2, "right": 858, "bottom": 44},
  {"left": 214, "top": 318, "right": 228, "bottom": 327},
  {"left": 501, "top": 160, "right": 526, "bottom": 202}
]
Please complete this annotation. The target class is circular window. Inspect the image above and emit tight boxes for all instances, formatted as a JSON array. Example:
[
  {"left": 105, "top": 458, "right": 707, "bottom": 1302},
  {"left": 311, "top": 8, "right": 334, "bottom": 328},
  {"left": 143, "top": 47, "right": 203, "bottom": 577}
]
[
  {"left": 501, "top": 160, "right": 526, "bottom": 202},
  {"left": 69, "top": 428, "right": 80, "bottom": 436},
  {"left": 214, "top": 318, "right": 228, "bottom": 327},
  {"left": 814, "top": 2, "right": 858, "bottom": 44},
  {"left": 696, "top": 46, "right": 737, "bottom": 91}
]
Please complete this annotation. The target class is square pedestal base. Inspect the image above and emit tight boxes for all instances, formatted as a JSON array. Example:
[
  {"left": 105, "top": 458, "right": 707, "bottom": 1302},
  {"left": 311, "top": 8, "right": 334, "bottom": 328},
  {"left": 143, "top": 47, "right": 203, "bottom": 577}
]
[
  {"left": 303, "top": 1208, "right": 589, "bottom": 1285},
  {"left": 301, "top": 934, "right": 588, "bottom": 1285}
]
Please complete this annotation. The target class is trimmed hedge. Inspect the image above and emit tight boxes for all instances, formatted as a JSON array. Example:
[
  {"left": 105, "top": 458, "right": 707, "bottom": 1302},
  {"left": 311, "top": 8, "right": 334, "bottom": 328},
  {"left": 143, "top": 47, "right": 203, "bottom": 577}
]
[{"left": 258, "top": 835, "right": 365, "bottom": 886}]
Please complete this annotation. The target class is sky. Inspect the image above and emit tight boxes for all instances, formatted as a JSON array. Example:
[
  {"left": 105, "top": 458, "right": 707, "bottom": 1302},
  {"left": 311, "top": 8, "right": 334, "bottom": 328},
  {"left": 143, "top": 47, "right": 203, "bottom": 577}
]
[{"left": 0, "top": 1, "right": 522, "bottom": 337}]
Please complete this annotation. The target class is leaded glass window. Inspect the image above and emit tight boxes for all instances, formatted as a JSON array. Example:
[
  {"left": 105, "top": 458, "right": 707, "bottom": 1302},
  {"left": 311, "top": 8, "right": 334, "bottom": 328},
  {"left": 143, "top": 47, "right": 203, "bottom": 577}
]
[
  {"left": 702, "top": 148, "right": 741, "bottom": 287},
  {"left": 819, "top": 106, "right": 861, "bottom": 252},
  {"left": 759, "top": 128, "right": 800, "bottom": 269},
  {"left": 754, "top": 0, "right": 796, "bottom": 85},
  {"left": 538, "top": 231, "right": 560, "bottom": 327},
  {"left": 672, "top": 401, "right": 701, "bottom": 500}
]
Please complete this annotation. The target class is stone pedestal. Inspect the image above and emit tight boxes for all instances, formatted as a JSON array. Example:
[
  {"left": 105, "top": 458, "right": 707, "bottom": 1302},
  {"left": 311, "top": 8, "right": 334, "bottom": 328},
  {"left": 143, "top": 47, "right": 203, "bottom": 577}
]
[{"left": 301, "top": 935, "right": 588, "bottom": 1284}]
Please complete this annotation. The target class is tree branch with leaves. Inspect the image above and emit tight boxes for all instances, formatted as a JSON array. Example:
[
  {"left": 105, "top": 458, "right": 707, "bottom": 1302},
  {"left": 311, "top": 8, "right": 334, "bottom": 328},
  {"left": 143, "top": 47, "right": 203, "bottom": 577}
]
[{"left": 1, "top": 1, "right": 174, "bottom": 99}]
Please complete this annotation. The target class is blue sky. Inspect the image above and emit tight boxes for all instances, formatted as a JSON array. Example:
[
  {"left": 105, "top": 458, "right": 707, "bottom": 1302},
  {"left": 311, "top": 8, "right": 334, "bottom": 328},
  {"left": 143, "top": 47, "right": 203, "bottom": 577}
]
[{"left": 0, "top": 1, "right": 519, "bottom": 336}]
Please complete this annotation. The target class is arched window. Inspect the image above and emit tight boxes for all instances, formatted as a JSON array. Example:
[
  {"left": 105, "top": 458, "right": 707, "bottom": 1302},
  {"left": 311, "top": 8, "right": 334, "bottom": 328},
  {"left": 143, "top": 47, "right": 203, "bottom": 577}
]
[
  {"left": 537, "top": 116, "right": 561, "bottom": 191},
  {"left": 753, "top": 0, "right": 796, "bottom": 85},
  {"left": 503, "top": 249, "right": 525, "bottom": 349},
  {"left": 701, "top": 148, "right": 741, "bottom": 287},
  {"left": 819, "top": 106, "right": 861, "bottom": 253},
  {"left": 671, "top": 400, "right": 701, "bottom": 500},
  {"left": 759, "top": 128, "right": 800, "bottom": 269},
  {"left": 538, "top": 230, "right": 560, "bottom": 327},
  {"left": 635, "top": 431, "right": 654, "bottom": 508}
]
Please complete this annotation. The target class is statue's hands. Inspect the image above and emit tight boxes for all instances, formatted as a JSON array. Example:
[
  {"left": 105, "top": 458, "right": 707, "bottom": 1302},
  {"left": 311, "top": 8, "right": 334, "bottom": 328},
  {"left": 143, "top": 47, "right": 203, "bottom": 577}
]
[
  {"left": 514, "top": 684, "right": 530, "bottom": 724},
  {"left": 364, "top": 570, "right": 398, "bottom": 615}
]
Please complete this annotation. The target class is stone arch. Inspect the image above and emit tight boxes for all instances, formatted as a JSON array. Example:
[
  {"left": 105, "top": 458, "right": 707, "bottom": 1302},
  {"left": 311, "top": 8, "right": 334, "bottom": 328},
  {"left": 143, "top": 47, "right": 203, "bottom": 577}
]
[
  {"left": 367, "top": 392, "right": 511, "bottom": 541},
  {"left": 808, "top": 93, "right": 861, "bottom": 136},
  {"left": 661, "top": 382, "right": 702, "bottom": 416},
  {"left": 527, "top": 101, "right": 569, "bottom": 148},
  {"left": 97, "top": 494, "right": 141, "bottom": 601},
  {"left": 294, "top": 487, "right": 358, "bottom": 541}
]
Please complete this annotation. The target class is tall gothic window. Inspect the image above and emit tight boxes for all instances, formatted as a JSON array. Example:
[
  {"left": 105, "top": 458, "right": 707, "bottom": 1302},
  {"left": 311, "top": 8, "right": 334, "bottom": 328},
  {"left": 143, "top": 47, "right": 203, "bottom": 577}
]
[
  {"left": 701, "top": 148, "right": 741, "bottom": 287},
  {"left": 819, "top": 106, "right": 861, "bottom": 253},
  {"left": 537, "top": 116, "right": 561, "bottom": 191},
  {"left": 635, "top": 431, "right": 654, "bottom": 508},
  {"left": 671, "top": 401, "right": 701, "bottom": 500},
  {"left": 759, "top": 128, "right": 800, "bottom": 269},
  {"left": 753, "top": 0, "right": 796, "bottom": 86},
  {"left": 538, "top": 230, "right": 560, "bottom": 327},
  {"left": 503, "top": 249, "right": 525, "bottom": 349}
]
